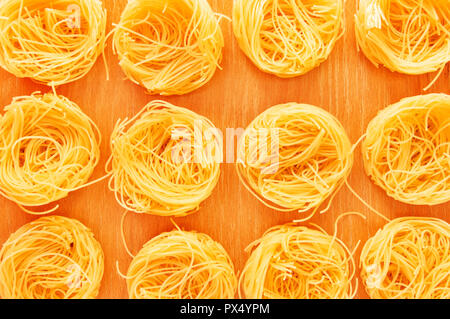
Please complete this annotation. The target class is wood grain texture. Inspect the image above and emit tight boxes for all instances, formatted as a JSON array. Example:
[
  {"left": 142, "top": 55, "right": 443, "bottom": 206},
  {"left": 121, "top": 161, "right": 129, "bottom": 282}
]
[{"left": 0, "top": 0, "right": 449, "bottom": 299}]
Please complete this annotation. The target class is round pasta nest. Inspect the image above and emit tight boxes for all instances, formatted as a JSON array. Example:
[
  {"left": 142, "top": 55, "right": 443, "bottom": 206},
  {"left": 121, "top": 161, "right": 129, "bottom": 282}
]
[
  {"left": 362, "top": 93, "right": 450, "bottom": 205},
  {"left": 107, "top": 100, "right": 221, "bottom": 217},
  {"left": 360, "top": 217, "right": 450, "bottom": 299},
  {"left": 239, "top": 223, "right": 356, "bottom": 299},
  {"left": 0, "top": 215, "right": 104, "bottom": 299},
  {"left": 236, "top": 103, "right": 353, "bottom": 217},
  {"left": 125, "top": 229, "right": 237, "bottom": 299},
  {"left": 355, "top": 0, "right": 450, "bottom": 80},
  {"left": 0, "top": 0, "right": 107, "bottom": 86},
  {"left": 232, "top": 0, "right": 344, "bottom": 77},
  {"left": 112, "top": 0, "right": 224, "bottom": 95},
  {"left": 0, "top": 93, "right": 101, "bottom": 214}
]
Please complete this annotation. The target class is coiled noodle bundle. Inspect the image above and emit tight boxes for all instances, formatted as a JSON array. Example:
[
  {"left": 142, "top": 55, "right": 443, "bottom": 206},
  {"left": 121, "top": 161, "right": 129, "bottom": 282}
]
[
  {"left": 0, "top": 93, "right": 101, "bottom": 214},
  {"left": 0, "top": 215, "right": 104, "bottom": 299},
  {"left": 107, "top": 100, "right": 221, "bottom": 217},
  {"left": 0, "top": 0, "right": 107, "bottom": 86},
  {"left": 355, "top": 0, "right": 450, "bottom": 87},
  {"left": 236, "top": 103, "right": 353, "bottom": 217},
  {"left": 360, "top": 217, "right": 450, "bottom": 299},
  {"left": 362, "top": 94, "right": 450, "bottom": 205},
  {"left": 125, "top": 229, "right": 237, "bottom": 299},
  {"left": 233, "top": 0, "right": 344, "bottom": 77},
  {"left": 239, "top": 224, "right": 356, "bottom": 299},
  {"left": 112, "top": 0, "right": 224, "bottom": 95}
]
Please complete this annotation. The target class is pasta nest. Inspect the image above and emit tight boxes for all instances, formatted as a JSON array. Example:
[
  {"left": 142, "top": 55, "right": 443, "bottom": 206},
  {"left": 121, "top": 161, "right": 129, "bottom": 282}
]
[
  {"left": 360, "top": 217, "right": 450, "bottom": 299},
  {"left": 236, "top": 103, "right": 353, "bottom": 217},
  {"left": 112, "top": 0, "right": 224, "bottom": 95},
  {"left": 0, "top": 216, "right": 104, "bottom": 299},
  {"left": 0, "top": 93, "right": 101, "bottom": 214},
  {"left": 107, "top": 100, "right": 221, "bottom": 217},
  {"left": 0, "top": 0, "right": 107, "bottom": 86},
  {"left": 355, "top": 0, "right": 450, "bottom": 77},
  {"left": 233, "top": 0, "right": 344, "bottom": 77},
  {"left": 125, "top": 229, "right": 237, "bottom": 299},
  {"left": 362, "top": 94, "right": 450, "bottom": 205},
  {"left": 239, "top": 224, "right": 356, "bottom": 299}
]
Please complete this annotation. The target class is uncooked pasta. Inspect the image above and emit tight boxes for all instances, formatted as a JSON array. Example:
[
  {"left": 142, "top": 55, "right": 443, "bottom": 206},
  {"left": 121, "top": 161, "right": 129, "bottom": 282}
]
[
  {"left": 0, "top": 92, "right": 101, "bottom": 214},
  {"left": 0, "top": 215, "right": 104, "bottom": 299},
  {"left": 355, "top": 0, "right": 450, "bottom": 89},
  {"left": 233, "top": 0, "right": 344, "bottom": 77},
  {"left": 236, "top": 102, "right": 353, "bottom": 219},
  {"left": 362, "top": 93, "right": 450, "bottom": 206},
  {"left": 0, "top": 0, "right": 107, "bottom": 86},
  {"left": 106, "top": 100, "right": 221, "bottom": 217},
  {"left": 112, "top": 0, "right": 224, "bottom": 95},
  {"left": 123, "top": 229, "right": 237, "bottom": 299},
  {"left": 360, "top": 217, "right": 450, "bottom": 299},
  {"left": 239, "top": 223, "right": 356, "bottom": 299}
]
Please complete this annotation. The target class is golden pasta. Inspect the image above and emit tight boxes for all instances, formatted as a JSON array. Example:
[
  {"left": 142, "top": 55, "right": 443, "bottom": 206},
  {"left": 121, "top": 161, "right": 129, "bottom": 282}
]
[
  {"left": 106, "top": 100, "right": 221, "bottom": 217},
  {"left": 0, "top": 0, "right": 107, "bottom": 86},
  {"left": 124, "top": 229, "right": 237, "bottom": 299},
  {"left": 236, "top": 103, "right": 353, "bottom": 219},
  {"left": 360, "top": 217, "right": 450, "bottom": 299},
  {"left": 0, "top": 215, "right": 104, "bottom": 299},
  {"left": 239, "top": 223, "right": 356, "bottom": 299},
  {"left": 362, "top": 94, "right": 450, "bottom": 206},
  {"left": 0, "top": 92, "right": 101, "bottom": 214},
  {"left": 355, "top": 0, "right": 450, "bottom": 89},
  {"left": 112, "top": 0, "right": 224, "bottom": 95},
  {"left": 233, "top": 0, "right": 344, "bottom": 77}
]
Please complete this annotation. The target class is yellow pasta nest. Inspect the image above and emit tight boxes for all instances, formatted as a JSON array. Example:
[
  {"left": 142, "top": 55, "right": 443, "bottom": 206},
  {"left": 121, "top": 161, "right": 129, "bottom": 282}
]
[
  {"left": 239, "top": 224, "right": 356, "bottom": 299},
  {"left": 125, "top": 229, "right": 237, "bottom": 299},
  {"left": 107, "top": 100, "right": 221, "bottom": 217},
  {"left": 0, "top": 0, "right": 107, "bottom": 86},
  {"left": 236, "top": 103, "right": 353, "bottom": 217},
  {"left": 232, "top": 0, "right": 344, "bottom": 77},
  {"left": 362, "top": 94, "right": 450, "bottom": 205},
  {"left": 0, "top": 215, "right": 104, "bottom": 299},
  {"left": 0, "top": 93, "right": 101, "bottom": 214},
  {"left": 355, "top": 0, "right": 450, "bottom": 84},
  {"left": 360, "top": 217, "right": 450, "bottom": 299},
  {"left": 112, "top": 0, "right": 224, "bottom": 95}
]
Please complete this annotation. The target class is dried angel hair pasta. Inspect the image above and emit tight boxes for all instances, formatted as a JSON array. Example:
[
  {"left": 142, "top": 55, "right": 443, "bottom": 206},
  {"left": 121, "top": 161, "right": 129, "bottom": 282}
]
[
  {"left": 360, "top": 217, "right": 450, "bottom": 299},
  {"left": 112, "top": 0, "right": 224, "bottom": 95},
  {"left": 236, "top": 102, "right": 353, "bottom": 220},
  {"left": 0, "top": 0, "right": 107, "bottom": 86},
  {"left": 123, "top": 229, "right": 237, "bottom": 299},
  {"left": 239, "top": 222, "right": 357, "bottom": 299},
  {"left": 0, "top": 92, "right": 101, "bottom": 214},
  {"left": 0, "top": 215, "right": 104, "bottom": 299},
  {"left": 106, "top": 100, "right": 221, "bottom": 217},
  {"left": 233, "top": 0, "right": 344, "bottom": 77},
  {"left": 355, "top": 0, "right": 450, "bottom": 90},
  {"left": 362, "top": 93, "right": 450, "bottom": 206}
]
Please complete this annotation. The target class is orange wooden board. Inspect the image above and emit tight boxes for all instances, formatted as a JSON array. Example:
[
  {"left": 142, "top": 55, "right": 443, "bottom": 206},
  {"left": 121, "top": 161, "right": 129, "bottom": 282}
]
[{"left": 0, "top": 0, "right": 449, "bottom": 299}]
